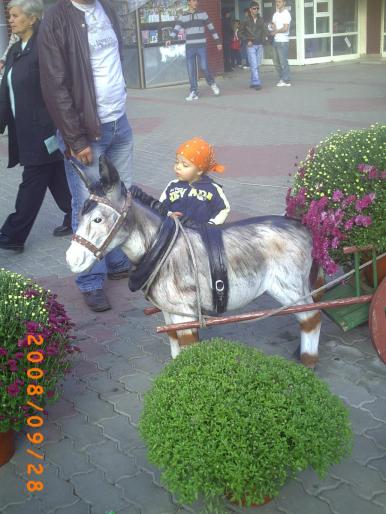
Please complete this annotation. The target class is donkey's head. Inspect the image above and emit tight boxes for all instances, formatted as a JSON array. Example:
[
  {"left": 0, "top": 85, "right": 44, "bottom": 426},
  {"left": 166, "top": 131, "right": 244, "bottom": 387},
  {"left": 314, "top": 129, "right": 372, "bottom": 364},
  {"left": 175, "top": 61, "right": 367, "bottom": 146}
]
[{"left": 66, "top": 155, "right": 131, "bottom": 273}]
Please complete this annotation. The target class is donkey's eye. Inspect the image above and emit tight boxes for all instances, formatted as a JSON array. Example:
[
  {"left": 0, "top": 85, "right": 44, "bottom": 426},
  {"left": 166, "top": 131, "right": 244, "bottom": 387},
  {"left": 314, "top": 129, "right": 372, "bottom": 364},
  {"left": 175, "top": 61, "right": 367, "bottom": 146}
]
[{"left": 93, "top": 217, "right": 103, "bottom": 223}]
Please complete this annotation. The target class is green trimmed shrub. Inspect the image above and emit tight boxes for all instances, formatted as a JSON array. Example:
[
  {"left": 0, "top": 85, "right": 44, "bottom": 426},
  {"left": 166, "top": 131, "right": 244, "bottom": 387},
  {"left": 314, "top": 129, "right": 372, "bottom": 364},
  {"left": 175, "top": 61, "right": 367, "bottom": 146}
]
[{"left": 139, "top": 339, "right": 352, "bottom": 511}]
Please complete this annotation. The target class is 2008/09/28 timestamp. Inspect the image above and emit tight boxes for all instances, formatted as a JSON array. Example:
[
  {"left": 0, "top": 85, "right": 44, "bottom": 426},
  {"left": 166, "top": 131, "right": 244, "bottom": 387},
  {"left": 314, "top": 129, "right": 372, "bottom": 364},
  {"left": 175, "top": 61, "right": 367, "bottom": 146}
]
[{"left": 25, "top": 334, "right": 46, "bottom": 492}]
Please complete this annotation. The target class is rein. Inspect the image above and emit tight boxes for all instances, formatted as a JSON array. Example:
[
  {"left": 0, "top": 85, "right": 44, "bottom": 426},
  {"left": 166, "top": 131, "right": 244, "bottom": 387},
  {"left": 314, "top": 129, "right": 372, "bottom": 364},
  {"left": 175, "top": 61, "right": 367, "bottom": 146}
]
[{"left": 71, "top": 194, "right": 131, "bottom": 260}]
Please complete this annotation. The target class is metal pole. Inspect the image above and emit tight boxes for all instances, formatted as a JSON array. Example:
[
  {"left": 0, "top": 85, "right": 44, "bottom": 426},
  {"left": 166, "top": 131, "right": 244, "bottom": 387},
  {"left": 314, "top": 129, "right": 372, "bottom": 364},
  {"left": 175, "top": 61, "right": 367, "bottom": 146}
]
[
  {"left": 134, "top": 7, "right": 146, "bottom": 88},
  {"left": 156, "top": 295, "right": 373, "bottom": 333}
]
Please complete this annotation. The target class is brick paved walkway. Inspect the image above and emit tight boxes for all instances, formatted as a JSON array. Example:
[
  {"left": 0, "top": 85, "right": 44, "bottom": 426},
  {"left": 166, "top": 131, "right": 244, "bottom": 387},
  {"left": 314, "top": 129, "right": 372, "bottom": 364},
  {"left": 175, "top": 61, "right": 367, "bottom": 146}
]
[{"left": 0, "top": 62, "right": 385, "bottom": 514}]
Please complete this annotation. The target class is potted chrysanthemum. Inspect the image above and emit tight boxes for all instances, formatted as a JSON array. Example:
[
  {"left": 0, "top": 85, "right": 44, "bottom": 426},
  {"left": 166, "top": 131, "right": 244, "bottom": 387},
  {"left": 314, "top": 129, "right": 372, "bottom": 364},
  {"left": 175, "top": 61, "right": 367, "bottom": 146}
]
[
  {"left": 0, "top": 269, "right": 76, "bottom": 466},
  {"left": 286, "top": 124, "right": 386, "bottom": 277},
  {"left": 139, "top": 339, "right": 352, "bottom": 512}
]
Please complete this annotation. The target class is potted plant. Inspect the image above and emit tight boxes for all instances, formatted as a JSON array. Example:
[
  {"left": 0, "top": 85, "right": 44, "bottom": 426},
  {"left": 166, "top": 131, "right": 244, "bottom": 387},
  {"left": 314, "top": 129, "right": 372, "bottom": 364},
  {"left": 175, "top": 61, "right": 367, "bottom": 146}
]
[
  {"left": 0, "top": 269, "right": 76, "bottom": 466},
  {"left": 139, "top": 339, "right": 352, "bottom": 511},
  {"left": 286, "top": 124, "right": 386, "bottom": 277}
]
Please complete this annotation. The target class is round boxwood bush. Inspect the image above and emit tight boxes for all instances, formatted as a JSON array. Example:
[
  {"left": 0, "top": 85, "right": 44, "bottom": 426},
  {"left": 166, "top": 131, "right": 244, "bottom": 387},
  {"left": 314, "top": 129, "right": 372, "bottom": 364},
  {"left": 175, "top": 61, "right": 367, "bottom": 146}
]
[{"left": 139, "top": 339, "right": 352, "bottom": 510}]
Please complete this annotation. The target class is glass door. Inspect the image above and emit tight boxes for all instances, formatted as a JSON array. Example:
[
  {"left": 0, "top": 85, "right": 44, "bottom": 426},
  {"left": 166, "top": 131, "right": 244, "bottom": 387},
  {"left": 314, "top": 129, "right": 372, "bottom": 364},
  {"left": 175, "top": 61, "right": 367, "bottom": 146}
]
[
  {"left": 383, "top": 0, "right": 386, "bottom": 56},
  {"left": 304, "top": 0, "right": 332, "bottom": 60}
]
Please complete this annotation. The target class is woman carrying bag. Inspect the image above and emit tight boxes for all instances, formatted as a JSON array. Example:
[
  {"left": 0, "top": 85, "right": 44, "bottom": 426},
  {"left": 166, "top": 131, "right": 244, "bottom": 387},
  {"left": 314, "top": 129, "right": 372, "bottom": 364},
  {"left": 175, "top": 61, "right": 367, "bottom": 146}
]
[{"left": 0, "top": 0, "right": 72, "bottom": 253}]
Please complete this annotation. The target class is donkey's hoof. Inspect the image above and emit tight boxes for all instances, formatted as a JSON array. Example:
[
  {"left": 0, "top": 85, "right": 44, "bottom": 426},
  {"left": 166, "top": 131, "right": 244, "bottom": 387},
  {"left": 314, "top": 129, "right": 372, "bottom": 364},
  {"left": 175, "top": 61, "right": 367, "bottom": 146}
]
[{"left": 300, "top": 353, "right": 319, "bottom": 369}]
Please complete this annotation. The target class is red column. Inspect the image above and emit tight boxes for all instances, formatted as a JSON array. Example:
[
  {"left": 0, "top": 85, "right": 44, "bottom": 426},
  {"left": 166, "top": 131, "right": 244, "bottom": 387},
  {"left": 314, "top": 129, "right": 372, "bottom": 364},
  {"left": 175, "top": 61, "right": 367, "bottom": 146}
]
[{"left": 201, "top": 0, "right": 224, "bottom": 75}]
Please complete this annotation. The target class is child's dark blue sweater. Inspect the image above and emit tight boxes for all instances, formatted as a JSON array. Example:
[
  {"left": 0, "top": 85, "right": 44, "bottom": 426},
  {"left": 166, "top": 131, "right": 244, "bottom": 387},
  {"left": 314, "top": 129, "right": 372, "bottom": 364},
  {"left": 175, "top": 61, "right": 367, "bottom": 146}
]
[{"left": 159, "top": 175, "right": 230, "bottom": 224}]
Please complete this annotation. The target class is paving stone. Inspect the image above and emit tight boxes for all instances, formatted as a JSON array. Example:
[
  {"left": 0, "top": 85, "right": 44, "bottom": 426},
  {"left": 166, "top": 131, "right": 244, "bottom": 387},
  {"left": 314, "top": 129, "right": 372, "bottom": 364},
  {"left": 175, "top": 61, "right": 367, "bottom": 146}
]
[
  {"left": 98, "top": 416, "right": 143, "bottom": 451},
  {"left": 54, "top": 500, "right": 91, "bottom": 513},
  {"left": 0, "top": 460, "right": 33, "bottom": 507},
  {"left": 118, "top": 472, "right": 179, "bottom": 514},
  {"left": 368, "top": 456, "right": 386, "bottom": 481},
  {"left": 85, "top": 440, "right": 138, "bottom": 482},
  {"left": 322, "top": 376, "right": 376, "bottom": 408},
  {"left": 73, "top": 390, "right": 116, "bottom": 423},
  {"left": 120, "top": 372, "right": 154, "bottom": 395},
  {"left": 45, "top": 399, "right": 77, "bottom": 422},
  {"left": 361, "top": 398, "right": 386, "bottom": 423},
  {"left": 44, "top": 437, "right": 94, "bottom": 480},
  {"left": 320, "top": 483, "right": 385, "bottom": 514},
  {"left": 349, "top": 407, "right": 384, "bottom": 435},
  {"left": 60, "top": 377, "right": 88, "bottom": 403},
  {"left": 113, "top": 506, "right": 142, "bottom": 514},
  {"left": 356, "top": 357, "right": 386, "bottom": 379},
  {"left": 72, "top": 360, "right": 99, "bottom": 378},
  {"left": 356, "top": 377, "right": 386, "bottom": 401},
  {"left": 274, "top": 479, "right": 332, "bottom": 514},
  {"left": 85, "top": 372, "right": 126, "bottom": 396},
  {"left": 59, "top": 415, "right": 104, "bottom": 451},
  {"left": 106, "top": 391, "right": 143, "bottom": 426},
  {"left": 35, "top": 462, "right": 78, "bottom": 513},
  {"left": 317, "top": 359, "right": 367, "bottom": 385},
  {"left": 351, "top": 435, "right": 385, "bottom": 465},
  {"left": 131, "top": 355, "right": 164, "bottom": 375},
  {"left": 106, "top": 340, "right": 146, "bottom": 359},
  {"left": 70, "top": 469, "right": 128, "bottom": 514},
  {"left": 88, "top": 352, "right": 131, "bottom": 372},
  {"left": 294, "top": 469, "right": 341, "bottom": 496},
  {"left": 1, "top": 499, "right": 45, "bottom": 514},
  {"left": 366, "top": 426, "right": 386, "bottom": 451},
  {"left": 140, "top": 339, "right": 174, "bottom": 362},
  {"left": 330, "top": 344, "right": 369, "bottom": 363},
  {"left": 130, "top": 446, "right": 162, "bottom": 486},
  {"left": 329, "top": 460, "right": 386, "bottom": 499},
  {"left": 372, "top": 493, "right": 386, "bottom": 509}
]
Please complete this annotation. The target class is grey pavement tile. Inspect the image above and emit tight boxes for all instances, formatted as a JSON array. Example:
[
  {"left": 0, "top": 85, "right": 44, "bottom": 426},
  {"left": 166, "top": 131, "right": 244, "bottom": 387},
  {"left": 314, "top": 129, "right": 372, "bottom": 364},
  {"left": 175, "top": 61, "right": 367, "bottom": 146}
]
[
  {"left": 294, "top": 469, "right": 341, "bottom": 496},
  {"left": 274, "top": 479, "right": 333, "bottom": 514},
  {"left": 45, "top": 398, "right": 78, "bottom": 423},
  {"left": 97, "top": 416, "right": 143, "bottom": 451},
  {"left": 86, "top": 372, "right": 126, "bottom": 396},
  {"left": 118, "top": 472, "right": 179, "bottom": 514},
  {"left": 351, "top": 435, "right": 386, "bottom": 466},
  {"left": 130, "top": 446, "right": 162, "bottom": 486},
  {"left": 58, "top": 414, "right": 104, "bottom": 451},
  {"left": 0, "top": 462, "right": 32, "bottom": 509},
  {"left": 44, "top": 437, "right": 95, "bottom": 480},
  {"left": 368, "top": 456, "right": 386, "bottom": 481},
  {"left": 349, "top": 407, "right": 384, "bottom": 436},
  {"left": 119, "top": 372, "right": 154, "bottom": 395},
  {"left": 85, "top": 440, "right": 138, "bottom": 483},
  {"left": 33, "top": 462, "right": 79, "bottom": 513},
  {"left": 106, "top": 391, "right": 143, "bottom": 426},
  {"left": 372, "top": 493, "right": 386, "bottom": 510},
  {"left": 70, "top": 469, "right": 128, "bottom": 514},
  {"left": 320, "top": 483, "right": 385, "bottom": 514},
  {"left": 322, "top": 376, "right": 377, "bottom": 408},
  {"left": 106, "top": 339, "right": 147, "bottom": 360},
  {"left": 72, "top": 390, "right": 116, "bottom": 424},
  {"left": 361, "top": 398, "right": 386, "bottom": 423},
  {"left": 131, "top": 355, "right": 165, "bottom": 376},
  {"left": 1, "top": 499, "right": 45, "bottom": 514},
  {"left": 54, "top": 500, "right": 91, "bottom": 513},
  {"left": 329, "top": 460, "right": 386, "bottom": 499},
  {"left": 366, "top": 426, "right": 386, "bottom": 451}
]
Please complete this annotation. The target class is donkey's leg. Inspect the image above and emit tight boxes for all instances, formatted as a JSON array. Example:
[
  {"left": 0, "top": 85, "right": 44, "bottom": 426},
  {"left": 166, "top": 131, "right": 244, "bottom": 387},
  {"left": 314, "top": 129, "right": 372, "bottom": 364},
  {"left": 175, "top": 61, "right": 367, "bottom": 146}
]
[
  {"left": 267, "top": 282, "right": 321, "bottom": 369},
  {"left": 163, "top": 312, "right": 199, "bottom": 359}
]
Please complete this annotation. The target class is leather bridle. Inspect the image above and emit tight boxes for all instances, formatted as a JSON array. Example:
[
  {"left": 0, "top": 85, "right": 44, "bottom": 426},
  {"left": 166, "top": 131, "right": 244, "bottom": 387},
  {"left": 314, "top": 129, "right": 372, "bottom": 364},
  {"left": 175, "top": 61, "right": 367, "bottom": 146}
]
[{"left": 71, "top": 194, "right": 131, "bottom": 260}]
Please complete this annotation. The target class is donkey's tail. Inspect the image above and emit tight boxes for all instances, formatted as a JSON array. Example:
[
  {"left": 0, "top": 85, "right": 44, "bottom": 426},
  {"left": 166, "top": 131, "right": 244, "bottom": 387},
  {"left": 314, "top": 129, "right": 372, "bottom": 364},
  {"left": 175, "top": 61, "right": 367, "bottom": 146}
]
[{"left": 309, "top": 260, "right": 324, "bottom": 302}]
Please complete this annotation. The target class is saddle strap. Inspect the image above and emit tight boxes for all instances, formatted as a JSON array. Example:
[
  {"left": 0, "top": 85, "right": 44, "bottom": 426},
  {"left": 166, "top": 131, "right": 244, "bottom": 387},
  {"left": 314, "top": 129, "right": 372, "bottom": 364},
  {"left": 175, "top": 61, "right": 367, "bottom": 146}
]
[{"left": 201, "top": 224, "right": 229, "bottom": 314}]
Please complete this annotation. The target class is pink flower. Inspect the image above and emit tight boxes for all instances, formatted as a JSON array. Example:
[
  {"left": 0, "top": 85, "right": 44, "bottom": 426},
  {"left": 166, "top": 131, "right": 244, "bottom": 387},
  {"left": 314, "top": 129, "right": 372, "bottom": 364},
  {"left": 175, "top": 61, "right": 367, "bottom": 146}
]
[
  {"left": 381, "top": 171, "right": 386, "bottom": 180},
  {"left": 7, "top": 383, "right": 20, "bottom": 397},
  {"left": 46, "top": 390, "right": 55, "bottom": 398},
  {"left": 344, "top": 218, "right": 355, "bottom": 230},
  {"left": 0, "top": 348, "right": 7, "bottom": 357},
  {"left": 13, "top": 352, "right": 24, "bottom": 360},
  {"left": 332, "top": 189, "right": 344, "bottom": 202},
  {"left": 355, "top": 215, "right": 372, "bottom": 227},
  {"left": 7, "top": 359, "right": 18, "bottom": 372}
]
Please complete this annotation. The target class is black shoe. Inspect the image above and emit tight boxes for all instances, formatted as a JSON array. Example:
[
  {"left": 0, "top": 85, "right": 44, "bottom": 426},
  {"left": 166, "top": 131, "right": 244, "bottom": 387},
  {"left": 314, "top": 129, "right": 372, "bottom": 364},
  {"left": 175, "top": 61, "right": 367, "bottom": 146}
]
[
  {"left": 107, "top": 270, "right": 130, "bottom": 280},
  {"left": 0, "top": 233, "right": 24, "bottom": 252},
  {"left": 254, "top": 85, "right": 262, "bottom": 91},
  {"left": 53, "top": 224, "right": 72, "bottom": 237},
  {"left": 82, "top": 289, "right": 111, "bottom": 312}
]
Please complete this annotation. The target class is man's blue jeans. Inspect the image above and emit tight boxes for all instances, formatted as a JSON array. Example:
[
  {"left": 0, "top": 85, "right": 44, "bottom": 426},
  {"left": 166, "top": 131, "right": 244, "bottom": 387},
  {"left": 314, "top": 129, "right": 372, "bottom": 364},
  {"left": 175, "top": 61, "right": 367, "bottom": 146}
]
[
  {"left": 58, "top": 113, "right": 133, "bottom": 293},
  {"left": 186, "top": 45, "right": 214, "bottom": 93},
  {"left": 247, "top": 44, "right": 263, "bottom": 86},
  {"left": 273, "top": 41, "right": 290, "bottom": 82}
]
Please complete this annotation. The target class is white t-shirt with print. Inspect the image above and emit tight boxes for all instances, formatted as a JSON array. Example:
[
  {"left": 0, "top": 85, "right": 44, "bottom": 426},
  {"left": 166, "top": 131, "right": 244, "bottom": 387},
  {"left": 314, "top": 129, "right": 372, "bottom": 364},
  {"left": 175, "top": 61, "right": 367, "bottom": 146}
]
[
  {"left": 272, "top": 8, "right": 291, "bottom": 43},
  {"left": 72, "top": 0, "right": 126, "bottom": 123}
]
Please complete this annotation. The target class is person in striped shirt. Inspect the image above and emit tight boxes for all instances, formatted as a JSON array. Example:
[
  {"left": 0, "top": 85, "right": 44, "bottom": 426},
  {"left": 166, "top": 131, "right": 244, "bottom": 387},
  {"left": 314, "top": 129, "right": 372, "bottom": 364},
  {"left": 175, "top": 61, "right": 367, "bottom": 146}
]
[{"left": 166, "top": 0, "right": 222, "bottom": 101}]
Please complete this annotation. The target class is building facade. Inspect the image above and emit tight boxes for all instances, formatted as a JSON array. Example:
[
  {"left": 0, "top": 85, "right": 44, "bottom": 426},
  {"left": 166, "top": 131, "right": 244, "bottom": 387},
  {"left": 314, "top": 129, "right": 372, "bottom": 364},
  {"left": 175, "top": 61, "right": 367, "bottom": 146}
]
[{"left": 0, "top": 0, "right": 385, "bottom": 88}]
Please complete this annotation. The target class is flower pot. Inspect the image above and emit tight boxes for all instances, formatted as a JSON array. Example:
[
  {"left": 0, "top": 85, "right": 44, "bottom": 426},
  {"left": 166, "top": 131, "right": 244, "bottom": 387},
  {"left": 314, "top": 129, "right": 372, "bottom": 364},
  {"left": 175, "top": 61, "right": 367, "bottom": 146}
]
[
  {"left": 365, "top": 255, "right": 386, "bottom": 286},
  {"left": 0, "top": 429, "right": 15, "bottom": 466},
  {"left": 227, "top": 493, "right": 272, "bottom": 507}
]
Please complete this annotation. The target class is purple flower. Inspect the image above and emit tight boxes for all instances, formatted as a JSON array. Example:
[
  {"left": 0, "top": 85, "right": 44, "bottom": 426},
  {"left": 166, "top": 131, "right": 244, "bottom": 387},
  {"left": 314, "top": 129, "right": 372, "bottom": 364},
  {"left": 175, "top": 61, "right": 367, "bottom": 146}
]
[
  {"left": 46, "top": 345, "right": 59, "bottom": 356},
  {"left": 7, "top": 383, "right": 20, "bottom": 397},
  {"left": 355, "top": 193, "right": 376, "bottom": 212},
  {"left": 7, "top": 359, "right": 18, "bottom": 372},
  {"left": 355, "top": 215, "right": 372, "bottom": 227},
  {"left": 344, "top": 218, "right": 355, "bottom": 230},
  {"left": 332, "top": 189, "right": 344, "bottom": 202},
  {"left": 0, "top": 348, "right": 8, "bottom": 357},
  {"left": 46, "top": 390, "right": 55, "bottom": 398},
  {"left": 13, "top": 352, "right": 24, "bottom": 360}
]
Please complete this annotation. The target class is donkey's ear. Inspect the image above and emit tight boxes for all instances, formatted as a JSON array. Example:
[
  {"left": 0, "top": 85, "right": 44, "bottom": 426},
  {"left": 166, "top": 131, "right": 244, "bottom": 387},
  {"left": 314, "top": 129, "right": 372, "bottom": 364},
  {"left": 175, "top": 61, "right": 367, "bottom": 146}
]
[{"left": 99, "top": 155, "right": 120, "bottom": 191}]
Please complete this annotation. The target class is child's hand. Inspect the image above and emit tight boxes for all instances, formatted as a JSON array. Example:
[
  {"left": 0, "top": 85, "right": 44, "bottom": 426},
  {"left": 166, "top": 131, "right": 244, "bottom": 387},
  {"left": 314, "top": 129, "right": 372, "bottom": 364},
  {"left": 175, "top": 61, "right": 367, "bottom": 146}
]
[{"left": 169, "top": 211, "right": 184, "bottom": 219}]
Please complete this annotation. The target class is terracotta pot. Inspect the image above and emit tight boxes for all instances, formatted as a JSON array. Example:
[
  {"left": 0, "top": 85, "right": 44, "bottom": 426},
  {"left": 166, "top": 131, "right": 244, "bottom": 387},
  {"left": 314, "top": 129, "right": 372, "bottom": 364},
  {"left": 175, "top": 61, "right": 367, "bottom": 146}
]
[
  {"left": 365, "top": 255, "right": 386, "bottom": 286},
  {"left": 227, "top": 493, "right": 272, "bottom": 508},
  {"left": 0, "top": 429, "right": 15, "bottom": 466}
]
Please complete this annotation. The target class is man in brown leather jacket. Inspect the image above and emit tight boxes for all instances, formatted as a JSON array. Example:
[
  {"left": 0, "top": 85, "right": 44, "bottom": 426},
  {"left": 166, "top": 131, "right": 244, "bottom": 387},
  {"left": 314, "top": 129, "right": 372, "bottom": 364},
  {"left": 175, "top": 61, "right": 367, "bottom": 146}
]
[
  {"left": 38, "top": 0, "right": 134, "bottom": 312},
  {"left": 240, "top": 2, "right": 267, "bottom": 90}
]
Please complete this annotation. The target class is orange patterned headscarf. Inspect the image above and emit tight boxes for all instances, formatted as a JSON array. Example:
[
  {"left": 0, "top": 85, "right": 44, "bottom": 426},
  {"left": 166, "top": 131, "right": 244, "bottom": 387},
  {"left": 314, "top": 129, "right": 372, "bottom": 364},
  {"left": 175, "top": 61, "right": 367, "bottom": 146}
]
[{"left": 176, "top": 137, "right": 225, "bottom": 173}]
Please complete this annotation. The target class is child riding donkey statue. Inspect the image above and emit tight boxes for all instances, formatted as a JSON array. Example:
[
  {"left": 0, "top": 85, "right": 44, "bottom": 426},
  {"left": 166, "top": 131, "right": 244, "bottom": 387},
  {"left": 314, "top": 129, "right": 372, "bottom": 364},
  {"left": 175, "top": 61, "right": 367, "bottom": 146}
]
[{"left": 66, "top": 147, "right": 321, "bottom": 368}]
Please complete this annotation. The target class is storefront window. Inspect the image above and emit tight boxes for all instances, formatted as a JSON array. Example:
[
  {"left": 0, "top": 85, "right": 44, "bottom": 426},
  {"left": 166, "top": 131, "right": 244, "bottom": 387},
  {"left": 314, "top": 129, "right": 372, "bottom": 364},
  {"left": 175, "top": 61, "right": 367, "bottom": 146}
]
[
  {"left": 384, "top": 0, "right": 386, "bottom": 53},
  {"left": 333, "top": 0, "right": 357, "bottom": 33},
  {"left": 305, "top": 36, "right": 330, "bottom": 58}
]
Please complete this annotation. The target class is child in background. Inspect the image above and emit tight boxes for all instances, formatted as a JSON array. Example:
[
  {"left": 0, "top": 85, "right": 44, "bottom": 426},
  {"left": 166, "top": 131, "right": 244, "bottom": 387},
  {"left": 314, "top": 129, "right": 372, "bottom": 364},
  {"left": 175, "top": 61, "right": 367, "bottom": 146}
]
[
  {"left": 159, "top": 137, "right": 230, "bottom": 225},
  {"left": 231, "top": 20, "right": 242, "bottom": 68}
]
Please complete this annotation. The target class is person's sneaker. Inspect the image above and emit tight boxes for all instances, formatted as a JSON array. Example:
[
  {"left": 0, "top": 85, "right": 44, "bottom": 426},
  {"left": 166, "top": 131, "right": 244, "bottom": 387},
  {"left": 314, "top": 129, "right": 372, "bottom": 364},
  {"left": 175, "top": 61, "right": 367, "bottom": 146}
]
[
  {"left": 211, "top": 83, "right": 220, "bottom": 96},
  {"left": 276, "top": 80, "right": 285, "bottom": 86},
  {"left": 53, "top": 224, "right": 72, "bottom": 237},
  {"left": 185, "top": 91, "right": 199, "bottom": 101},
  {"left": 0, "top": 233, "right": 24, "bottom": 252},
  {"left": 82, "top": 289, "right": 111, "bottom": 312},
  {"left": 283, "top": 81, "right": 291, "bottom": 86},
  {"left": 242, "top": 65, "right": 250, "bottom": 69}
]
